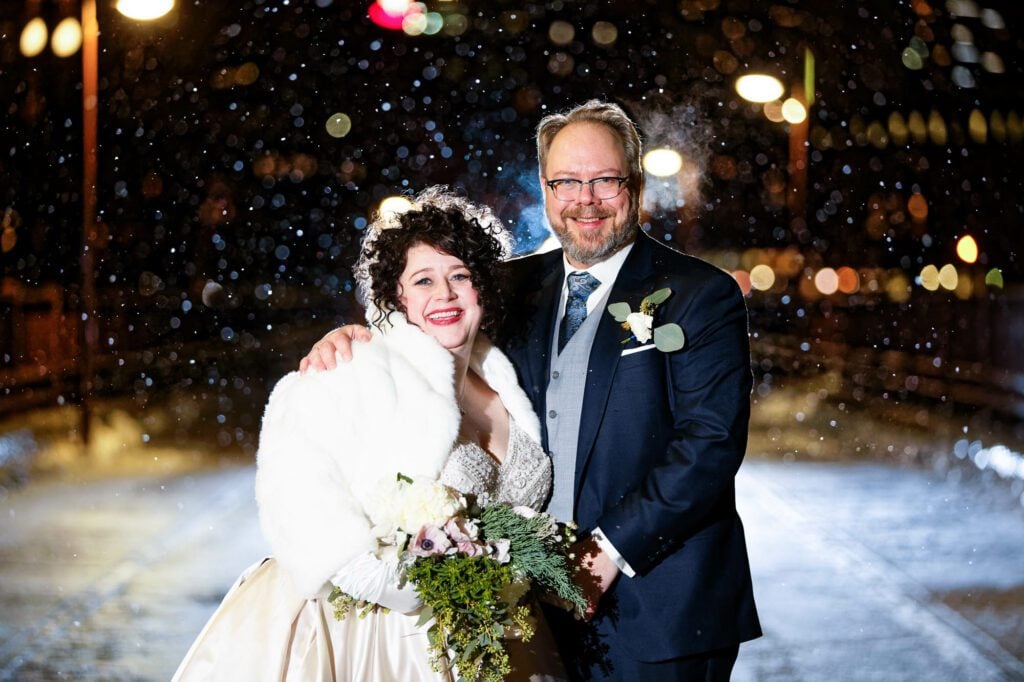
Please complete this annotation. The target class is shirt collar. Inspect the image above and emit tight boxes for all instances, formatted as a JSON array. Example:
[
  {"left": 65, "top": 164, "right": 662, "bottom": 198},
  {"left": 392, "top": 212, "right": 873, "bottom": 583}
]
[{"left": 560, "top": 238, "right": 635, "bottom": 288}]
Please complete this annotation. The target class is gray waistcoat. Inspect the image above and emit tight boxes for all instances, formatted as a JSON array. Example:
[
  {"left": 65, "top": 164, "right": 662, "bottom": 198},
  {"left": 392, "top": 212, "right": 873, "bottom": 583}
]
[{"left": 544, "top": 295, "right": 608, "bottom": 522}]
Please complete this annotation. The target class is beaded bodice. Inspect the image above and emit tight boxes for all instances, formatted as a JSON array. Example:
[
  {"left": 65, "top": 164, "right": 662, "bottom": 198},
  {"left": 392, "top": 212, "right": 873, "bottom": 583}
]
[{"left": 440, "top": 417, "right": 552, "bottom": 511}]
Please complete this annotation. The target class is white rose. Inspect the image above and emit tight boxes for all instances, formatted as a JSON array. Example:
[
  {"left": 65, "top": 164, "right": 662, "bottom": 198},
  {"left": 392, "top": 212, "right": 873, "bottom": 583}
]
[{"left": 626, "top": 311, "right": 654, "bottom": 343}]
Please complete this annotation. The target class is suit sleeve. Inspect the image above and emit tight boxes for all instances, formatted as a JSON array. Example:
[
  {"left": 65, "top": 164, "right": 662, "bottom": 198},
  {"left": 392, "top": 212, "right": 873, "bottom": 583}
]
[{"left": 595, "top": 273, "right": 752, "bottom": 576}]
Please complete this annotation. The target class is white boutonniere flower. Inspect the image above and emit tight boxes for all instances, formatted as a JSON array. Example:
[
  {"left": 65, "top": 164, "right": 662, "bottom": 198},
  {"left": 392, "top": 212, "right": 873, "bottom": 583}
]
[{"left": 607, "top": 287, "right": 685, "bottom": 352}]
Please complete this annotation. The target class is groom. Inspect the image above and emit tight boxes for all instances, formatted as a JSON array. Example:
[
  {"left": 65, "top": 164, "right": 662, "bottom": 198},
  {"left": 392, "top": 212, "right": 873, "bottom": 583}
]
[{"left": 303, "top": 100, "right": 760, "bottom": 679}]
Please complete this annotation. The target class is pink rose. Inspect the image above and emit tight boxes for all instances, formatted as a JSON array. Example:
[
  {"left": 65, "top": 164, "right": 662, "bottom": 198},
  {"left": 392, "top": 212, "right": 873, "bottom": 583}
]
[{"left": 410, "top": 525, "right": 451, "bottom": 557}]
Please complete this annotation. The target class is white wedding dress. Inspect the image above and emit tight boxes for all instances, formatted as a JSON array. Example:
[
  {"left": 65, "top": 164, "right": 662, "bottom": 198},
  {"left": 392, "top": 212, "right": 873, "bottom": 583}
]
[{"left": 173, "top": 418, "right": 565, "bottom": 681}]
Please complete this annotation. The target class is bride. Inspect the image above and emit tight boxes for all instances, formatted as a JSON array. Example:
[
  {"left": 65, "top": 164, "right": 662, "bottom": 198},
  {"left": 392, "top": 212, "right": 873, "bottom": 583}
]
[{"left": 174, "top": 187, "right": 566, "bottom": 681}]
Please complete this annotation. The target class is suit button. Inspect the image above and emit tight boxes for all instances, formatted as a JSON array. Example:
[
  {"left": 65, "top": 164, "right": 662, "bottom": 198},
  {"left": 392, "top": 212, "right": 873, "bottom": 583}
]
[
  {"left": 551, "top": 371, "right": 560, "bottom": 379},
  {"left": 548, "top": 410, "right": 557, "bottom": 419}
]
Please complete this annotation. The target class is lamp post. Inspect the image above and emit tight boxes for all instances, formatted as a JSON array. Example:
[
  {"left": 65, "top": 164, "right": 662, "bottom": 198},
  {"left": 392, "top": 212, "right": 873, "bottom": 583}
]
[{"left": 20, "top": 0, "right": 174, "bottom": 449}]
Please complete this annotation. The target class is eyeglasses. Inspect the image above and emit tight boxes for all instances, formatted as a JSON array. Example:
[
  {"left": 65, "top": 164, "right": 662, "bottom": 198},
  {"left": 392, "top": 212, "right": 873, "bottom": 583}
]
[{"left": 544, "top": 176, "right": 628, "bottom": 201}]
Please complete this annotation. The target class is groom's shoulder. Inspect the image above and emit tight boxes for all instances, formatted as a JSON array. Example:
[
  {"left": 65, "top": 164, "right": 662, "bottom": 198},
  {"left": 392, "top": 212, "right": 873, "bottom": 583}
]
[
  {"left": 643, "top": 234, "right": 736, "bottom": 289},
  {"left": 502, "top": 247, "right": 561, "bottom": 291}
]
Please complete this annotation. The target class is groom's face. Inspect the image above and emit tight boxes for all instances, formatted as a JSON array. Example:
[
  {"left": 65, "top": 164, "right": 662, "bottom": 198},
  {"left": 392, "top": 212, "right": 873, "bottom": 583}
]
[{"left": 541, "top": 122, "right": 638, "bottom": 269}]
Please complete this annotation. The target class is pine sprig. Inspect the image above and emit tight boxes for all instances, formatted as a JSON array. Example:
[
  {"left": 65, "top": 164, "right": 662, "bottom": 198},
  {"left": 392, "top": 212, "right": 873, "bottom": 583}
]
[{"left": 479, "top": 504, "right": 587, "bottom": 613}]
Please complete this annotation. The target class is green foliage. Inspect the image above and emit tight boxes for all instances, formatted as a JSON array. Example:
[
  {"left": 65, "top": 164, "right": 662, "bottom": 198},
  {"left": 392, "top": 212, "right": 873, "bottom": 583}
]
[
  {"left": 641, "top": 287, "right": 672, "bottom": 308},
  {"left": 479, "top": 505, "right": 587, "bottom": 613},
  {"left": 653, "top": 322, "right": 685, "bottom": 352},
  {"left": 327, "top": 586, "right": 387, "bottom": 621},
  {"left": 607, "top": 301, "right": 632, "bottom": 322},
  {"left": 405, "top": 555, "right": 522, "bottom": 682}
]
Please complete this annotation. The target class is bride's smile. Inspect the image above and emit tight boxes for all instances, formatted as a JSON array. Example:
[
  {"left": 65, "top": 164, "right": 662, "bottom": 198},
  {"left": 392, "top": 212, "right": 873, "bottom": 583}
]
[{"left": 398, "top": 242, "right": 483, "bottom": 355}]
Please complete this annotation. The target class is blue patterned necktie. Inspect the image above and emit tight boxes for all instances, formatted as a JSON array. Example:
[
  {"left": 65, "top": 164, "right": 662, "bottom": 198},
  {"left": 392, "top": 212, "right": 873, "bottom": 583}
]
[{"left": 558, "top": 271, "right": 601, "bottom": 353}]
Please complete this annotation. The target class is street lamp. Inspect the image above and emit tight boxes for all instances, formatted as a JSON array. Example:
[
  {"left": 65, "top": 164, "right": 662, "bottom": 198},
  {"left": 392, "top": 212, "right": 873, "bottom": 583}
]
[{"left": 19, "top": 1, "right": 174, "bottom": 449}]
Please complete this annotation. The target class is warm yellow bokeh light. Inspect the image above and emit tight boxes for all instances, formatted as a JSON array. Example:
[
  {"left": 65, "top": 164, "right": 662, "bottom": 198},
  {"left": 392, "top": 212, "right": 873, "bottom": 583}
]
[
  {"left": 736, "top": 74, "right": 784, "bottom": 103},
  {"left": 919, "top": 264, "right": 940, "bottom": 291},
  {"left": 19, "top": 17, "right": 48, "bottom": 58},
  {"left": 886, "top": 271, "right": 911, "bottom": 303},
  {"left": 749, "top": 264, "right": 775, "bottom": 291},
  {"left": 781, "top": 98, "right": 807, "bottom": 124},
  {"left": 938, "top": 264, "right": 958, "bottom": 291},
  {"left": 643, "top": 149, "right": 683, "bottom": 177},
  {"left": 956, "top": 235, "right": 979, "bottom": 264},
  {"left": 325, "top": 113, "right": 352, "bottom": 138},
  {"left": 379, "top": 196, "right": 414, "bottom": 217},
  {"left": 117, "top": 0, "right": 174, "bottom": 20},
  {"left": 814, "top": 268, "right": 839, "bottom": 295},
  {"left": 51, "top": 17, "right": 83, "bottom": 58}
]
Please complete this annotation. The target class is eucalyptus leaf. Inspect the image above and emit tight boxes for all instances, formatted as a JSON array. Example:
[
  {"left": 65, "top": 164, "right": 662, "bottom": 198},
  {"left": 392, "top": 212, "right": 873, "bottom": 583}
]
[
  {"left": 607, "top": 301, "right": 632, "bottom": 322},
  {"left": 653, "top": 323, "right": 685, "bottom": 352},
  {"left": 415, "top": 604, "right": 434, "bottom": 628},
  {"left": 641, "top": 287, "right": 672, "bottom": 307}
]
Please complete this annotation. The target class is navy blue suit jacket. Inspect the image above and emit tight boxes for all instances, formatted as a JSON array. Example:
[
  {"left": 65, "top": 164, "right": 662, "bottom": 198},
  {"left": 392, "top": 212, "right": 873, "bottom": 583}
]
[{"left": 501, "top": 231, "right": 761, "bottom": 661}]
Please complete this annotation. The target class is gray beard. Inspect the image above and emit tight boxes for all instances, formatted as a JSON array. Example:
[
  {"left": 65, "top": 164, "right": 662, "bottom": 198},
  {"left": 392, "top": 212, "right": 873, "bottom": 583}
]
[{"left": 552, "top": 208, "right": 639, "bottom": 266}]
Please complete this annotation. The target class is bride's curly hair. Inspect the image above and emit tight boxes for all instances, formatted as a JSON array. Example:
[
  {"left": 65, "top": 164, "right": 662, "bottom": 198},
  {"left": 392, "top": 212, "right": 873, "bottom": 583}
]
[{"left": 354, "top": 186, "right": 512, "bottom": 340}]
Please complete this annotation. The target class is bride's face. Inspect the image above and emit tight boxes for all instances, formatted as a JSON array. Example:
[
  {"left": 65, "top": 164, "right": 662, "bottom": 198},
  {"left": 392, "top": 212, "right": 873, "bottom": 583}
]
[{"left": 398, "top": 242, "right": 483, "bottom": 355}]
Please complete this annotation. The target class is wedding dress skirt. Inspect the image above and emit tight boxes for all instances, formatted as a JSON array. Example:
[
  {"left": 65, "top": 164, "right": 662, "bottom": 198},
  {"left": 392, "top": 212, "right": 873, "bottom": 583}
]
[{"left": 174, "top": 419, "right": 565, "bottom": 681}]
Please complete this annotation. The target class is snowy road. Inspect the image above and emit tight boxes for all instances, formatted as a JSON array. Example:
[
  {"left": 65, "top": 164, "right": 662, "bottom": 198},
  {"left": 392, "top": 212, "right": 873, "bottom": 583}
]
[{"left": 0, "top": 457, "right": 1022, "bottom": 680}]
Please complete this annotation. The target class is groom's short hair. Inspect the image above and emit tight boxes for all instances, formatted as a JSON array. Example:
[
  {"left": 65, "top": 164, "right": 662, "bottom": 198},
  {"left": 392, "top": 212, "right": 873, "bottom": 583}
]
[{"left": 535, "top": 100, "right": 643, "bottom": 202}]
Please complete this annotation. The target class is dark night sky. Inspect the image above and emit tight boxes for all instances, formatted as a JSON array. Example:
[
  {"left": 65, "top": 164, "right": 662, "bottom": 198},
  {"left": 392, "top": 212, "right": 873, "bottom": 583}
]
[{"left": 1, "top": 0, "right": 1022, "bottom": 413}]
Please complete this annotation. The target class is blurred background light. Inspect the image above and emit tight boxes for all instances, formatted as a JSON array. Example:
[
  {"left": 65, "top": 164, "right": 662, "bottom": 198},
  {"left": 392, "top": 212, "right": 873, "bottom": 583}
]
[
  {"left": 836, "top": 266, "right": 860, "bottom": 294},
  {"left": 591, "top": 21, "right": 618, "bottom": 47},
  {"left": 814, "top": 267, "right": 839, "bottom": 295},
  {"left": 378, "top": 195, "right": 413, "bottom": 217},
  {"left": 956, "top": 235, "right": 979, "bottom": 263},
  {"left": 920, "top": 264, "right": 940, "bottom": 291},
  {"left": 19, "top": 17, "right": 48, "bottom": 58},
  {"left": 643, "top": 148, "right": 683, "bottom": 177},
  {"left": 325, "top": 113, "right": 352, "bottom": 138},
  {"left": 736, "top": 74, "right": 784, "bottom": 103},
  {"left": 116, "top": 0, "right": 174, "bottom": 21},
  {"left": 938, "top": 264, "right": 958, "bottom": 291},
  {"left": 763, "top": 100, "right": 785, "bottom": 123},
  {"left": 51, "top": 17, "right": 83, "bottom": 58},
  {"left": 985, "top": 268, "right": 1004, "bottom": 288},
  {"left": 749, "top": 264, "right": 775, "bottom": 291},
  {"left": 781, "top": 98, "right": 807, "bottom": 124}
]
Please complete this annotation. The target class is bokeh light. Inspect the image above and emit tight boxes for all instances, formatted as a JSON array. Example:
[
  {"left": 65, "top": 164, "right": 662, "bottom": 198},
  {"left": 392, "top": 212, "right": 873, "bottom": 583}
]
[
  {"left": 591, "top": 21, "right": 618, "bottom": 47},
  {"left": 781, "top": 98, "right": 807, "bottom": 124},
  {"left": 548, "top": 20, "right": 575, "bottom": 46},
  {"left": 19, "top": 17, "right": 48, "bottom": 58},
  {"left": 749, "top": 264, "right": 775, "bottom": 291},
  {"left": 368, "top": 0, "right": 408, "bottom": 30},
  {"left": 920, "top": 264, "right": 940, "bottom": 291},
  {"left": 763, "top": 101, "right": 785, "bottom": 123},
  {"left": 956, "top": 235, "right": 978, "bottom": 263},
  {"left": 938, "top": 264, "right": 958, "bottom": 291},
  {"left": 732, "top": 270, "right": 752, "bottom": 296},
  {"left": 836, "top": 266, "right": 860, "bottom": 294},
  {"left": 325, "top": 113, "right": 352, "bottom": 138},
  {"left": 735, "top": 74, "right": 784, "bottom": 103},
  {"left": 814, "top": 268, "right": 839, "bottom": 295},
  {"left": 51, "top": 17, "right": 82, "bottom": 58},
  {"left": 985, "top": 268, "right": 1004, "bottom": 288},
  {"left": 116, "top": 0, "right": 174, "bottom": 20},
  {"left": 643, "top": 149, "right": 683, "bottom": 177},
  {"left": 968, "top": 109, "right": 987, "bottom": 144},
  {"left": 378, "top": 195, "right": 413, "bottom": 218}
]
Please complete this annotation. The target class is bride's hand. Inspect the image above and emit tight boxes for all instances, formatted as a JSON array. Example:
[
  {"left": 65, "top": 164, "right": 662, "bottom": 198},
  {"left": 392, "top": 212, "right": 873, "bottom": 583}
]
[{"left": 300, "top": 325, "right": 373, "bottom": 373}]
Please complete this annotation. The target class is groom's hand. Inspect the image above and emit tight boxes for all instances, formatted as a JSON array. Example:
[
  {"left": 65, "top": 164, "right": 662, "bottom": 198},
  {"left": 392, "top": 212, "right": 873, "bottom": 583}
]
[
  {"left": 571, "top": 535, "right": 620, "bottom": 621},
  {"left": 299, "top": 325, "right": 372, "bottom": 373}
]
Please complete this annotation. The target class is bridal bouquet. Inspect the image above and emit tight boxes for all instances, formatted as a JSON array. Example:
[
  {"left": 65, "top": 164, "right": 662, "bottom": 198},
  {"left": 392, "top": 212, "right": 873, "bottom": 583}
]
[{"left": 329, "top": 473, "right": 586, "bottom": 682}]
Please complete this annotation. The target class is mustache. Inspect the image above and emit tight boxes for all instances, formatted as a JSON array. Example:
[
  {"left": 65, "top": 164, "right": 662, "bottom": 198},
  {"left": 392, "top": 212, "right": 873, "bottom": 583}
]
[{"left": 562, "top": 208, "right": 614, "bottom": 219}]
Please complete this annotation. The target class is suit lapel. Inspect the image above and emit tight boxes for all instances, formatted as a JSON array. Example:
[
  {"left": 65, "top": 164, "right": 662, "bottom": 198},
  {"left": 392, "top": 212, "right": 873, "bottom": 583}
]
[{"left": 574, "top": 235, "right": 657, "bottom": 500}]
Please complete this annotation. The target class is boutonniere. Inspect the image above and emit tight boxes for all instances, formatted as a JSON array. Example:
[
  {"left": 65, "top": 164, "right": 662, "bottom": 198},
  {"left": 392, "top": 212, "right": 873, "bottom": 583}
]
[{"left": 607, "top": 287, "right": 685, "bottom": 352}]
